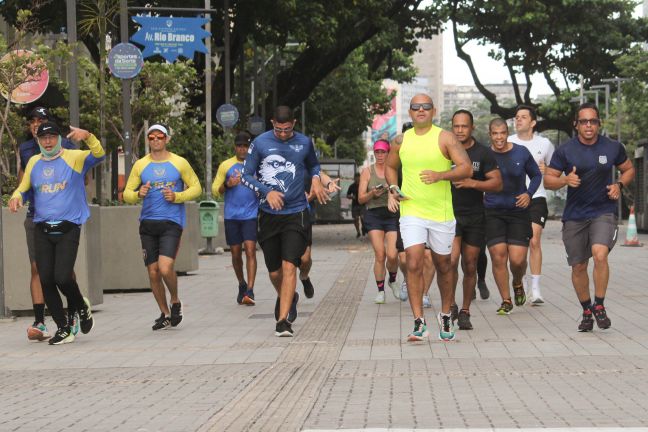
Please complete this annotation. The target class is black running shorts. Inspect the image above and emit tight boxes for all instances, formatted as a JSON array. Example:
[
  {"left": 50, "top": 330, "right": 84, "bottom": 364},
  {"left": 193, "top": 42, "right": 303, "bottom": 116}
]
[
  {"left": 257, "top": 210, "right": 310, "bottom": 272},
  {"left": 485, "top": 208, "right": 532, "bottom": 247},
  {"left": 529, "top": 197, "right": 549, "bottom": 228},
  {"left": 455, "top": 213, "right": 486, "bottom": 248},
  {"left": 139, "top": 219, "right": 183, "bottom": 266}
]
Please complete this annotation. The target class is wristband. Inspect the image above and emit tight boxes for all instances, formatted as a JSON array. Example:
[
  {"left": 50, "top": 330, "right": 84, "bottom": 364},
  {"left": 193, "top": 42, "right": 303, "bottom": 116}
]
[
  {"left": 389, "top": 184, "right": 398, "bottom": 190},
  {"left": 617, "top": 181, "right": 624, "bottom": 190}
]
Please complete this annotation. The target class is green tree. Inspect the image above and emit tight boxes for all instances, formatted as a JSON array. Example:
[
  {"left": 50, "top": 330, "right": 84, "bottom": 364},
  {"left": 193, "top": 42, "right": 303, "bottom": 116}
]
[{"left": 616, "top": 46, "right": 648, "bottom": 150}]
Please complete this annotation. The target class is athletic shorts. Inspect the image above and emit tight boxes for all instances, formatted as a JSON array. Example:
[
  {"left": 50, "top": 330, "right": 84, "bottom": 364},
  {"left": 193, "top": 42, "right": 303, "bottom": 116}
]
[
  {"left": 24, "top": 216, "right": 36, "bottom": 263},
  {"left": 351, "top": 205, "right": 364, "bottom": 219},
  {"left": 529, "top": 197, "right": 549, "bottom": 228},
  {"left": 455, "top": 213, "right": 486, "bottom": 248},
  {"left": 399, "top": 216, "right": 455, "bottom": 255},
  {"left": 396, "top": 228, "right": 404, "bottom": 253},
  {"left": 224, "top": 218, "right": 257, "bottom": 246},
  {"left": 363, "top": 207, "right": 399, "bottom": 233},
  {"left": 562, "top": 213, "right": 618, "bottom": 266},
  {"left": 139, "top": 219, "right": 183, "bottom": 266},
  {"left": 257, "top": 210, "right": 310, "bottom": 272},
  {"left": 485, "top": 209, "right": 532, "bottom": 247}
]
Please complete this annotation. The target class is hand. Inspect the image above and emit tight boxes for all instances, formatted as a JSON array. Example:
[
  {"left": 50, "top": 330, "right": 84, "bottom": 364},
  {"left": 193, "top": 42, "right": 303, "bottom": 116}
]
[
  {"left": 162, "top": 187, "right": 176, "bottom": 202},
  {"left": 515, "top": 192, "right": 531, "bottom": 208},
  {"left": 419, "top": 170, "right": 442, "bottom": 184},
  {"left": 372, "top": 185, "right": 386, "bottom": 197},
  {"left": 66, "top": 126, "right": 91, "bottom": 142},
  {"left": 452, "top": 178, "right": 475, "bottom": 189},
  {"left": 266, "top": 190, "right": 285, "bottom": 210},
  {"left": 138, "top": 181, "right": 151, "bottom": 198},
  {"left": 538, "top": 160, "right": 546, "bottom": 174},
  {"left": 564, "top": 166, "right": 580, "bottom": 188},
  {"left": 326, "top": 178, "right": 342, "bottom": 193},
  {"left": 9, "top": 197, "right": 22, "bottom": 212},
  {"left": 226, "top": 169, "right": 242, "bottom": 188},
  {"left": 607, "top": 183, "right": 622, "bottom": 200},
  {"left": 311, "top": 177, "right": 331, "bottom": 205},
  {"left": 387, "top": 192, "right": 400, "bottom": 213}
]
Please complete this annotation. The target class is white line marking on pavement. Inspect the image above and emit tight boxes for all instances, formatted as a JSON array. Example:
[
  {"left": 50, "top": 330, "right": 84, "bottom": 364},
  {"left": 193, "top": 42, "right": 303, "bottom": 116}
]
[{"left": 302, "top": 429, "right": 648, "bottom": 432}]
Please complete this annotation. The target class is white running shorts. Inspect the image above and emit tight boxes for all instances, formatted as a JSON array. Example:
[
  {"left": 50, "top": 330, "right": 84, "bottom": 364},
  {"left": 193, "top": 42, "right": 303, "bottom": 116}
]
[{"left": 400, "top": 216, "right": 456, "bottom": 255}]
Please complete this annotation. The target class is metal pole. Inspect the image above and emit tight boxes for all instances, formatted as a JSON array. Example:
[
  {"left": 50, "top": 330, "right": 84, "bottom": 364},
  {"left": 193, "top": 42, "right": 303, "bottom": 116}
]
[
  {"left": 0, "top": 178, "right": 6, "bottom": 319},
  {"left": 224, "top": 0, "right": 230, "bottom": 104},
  {"left": 579, "top": 74, "right": 584, "bottom": 104},
  {"left": 204, "top": 0, "right": 215, "bottom": 254},
  {"left": 120, "top": 0, "right": 133, "bottom": 182},
  {"left": 66, "top": 0, "right": 80, "bottom": 134}
]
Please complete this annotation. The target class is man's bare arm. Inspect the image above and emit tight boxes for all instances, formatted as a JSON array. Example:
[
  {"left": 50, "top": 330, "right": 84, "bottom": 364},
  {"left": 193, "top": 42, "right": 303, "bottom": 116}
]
[{"left": 385, "top": 134, "right": 402, "bottom": 187}]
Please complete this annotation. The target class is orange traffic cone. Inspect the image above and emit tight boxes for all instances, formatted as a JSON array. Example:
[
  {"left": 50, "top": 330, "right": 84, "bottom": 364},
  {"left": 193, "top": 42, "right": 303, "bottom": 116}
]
[{"left": 622, "top": 206, "right": 643, "bottom": 247}]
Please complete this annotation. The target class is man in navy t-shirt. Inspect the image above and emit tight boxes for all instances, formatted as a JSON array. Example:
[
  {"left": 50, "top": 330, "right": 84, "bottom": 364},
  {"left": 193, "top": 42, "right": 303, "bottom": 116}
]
[{"left": 545, "top": 102, "right": 635, "bottom": 332}]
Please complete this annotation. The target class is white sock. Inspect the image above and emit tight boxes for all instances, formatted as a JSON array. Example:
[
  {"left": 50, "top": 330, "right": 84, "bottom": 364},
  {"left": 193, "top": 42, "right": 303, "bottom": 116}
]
[{"left": 531, "top": 275, "right": 541, "bottom": 291}]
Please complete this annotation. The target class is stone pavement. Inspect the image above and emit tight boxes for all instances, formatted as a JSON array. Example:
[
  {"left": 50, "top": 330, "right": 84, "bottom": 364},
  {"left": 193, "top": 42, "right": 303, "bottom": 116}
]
[{"left": 1, "top": 222, "right": 648, "bottom": 432}]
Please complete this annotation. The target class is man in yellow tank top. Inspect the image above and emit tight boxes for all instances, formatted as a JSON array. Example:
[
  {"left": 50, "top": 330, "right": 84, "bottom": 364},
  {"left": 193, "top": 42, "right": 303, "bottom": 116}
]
[{"left": 385, "top": 94, "right": 472, "bottom": 343}]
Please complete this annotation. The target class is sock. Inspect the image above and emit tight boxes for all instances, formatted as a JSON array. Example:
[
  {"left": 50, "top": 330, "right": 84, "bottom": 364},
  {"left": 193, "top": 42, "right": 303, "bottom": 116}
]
[
  {"left": 580, "top": 299, "right": 593, "bottom": 311},
  {"left": 530, "top": 275, "right": 541, "bottom": 290},
  {"left": 388, "top": 272, "right": 397, "bottom": 283},
  {"left": 594, "top": 296, "right": 605, "bottom": 307},
  {"left": 33, "top": 304, "right": 45, "bottom": 324},
  {"left": 376, "top": 280, "right": 385, "bottom": 291}
]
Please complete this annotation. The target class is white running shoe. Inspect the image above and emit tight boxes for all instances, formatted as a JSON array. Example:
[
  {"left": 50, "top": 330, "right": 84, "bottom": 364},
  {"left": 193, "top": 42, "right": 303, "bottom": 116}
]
[
  {"left": 422, "top": 294, "right": 431, "bottom": 308},
  {"left": 388, "top": 278, "right": 399, "bottom": 299},
  {"left": 530, "top": 288, "right": 545, "bottom": 305},
  {"left": 374, "top": 291, "right": 386, "bottom": 304},
  {"left": 399, "top": 281, "right": 408, "bottom": 301}
]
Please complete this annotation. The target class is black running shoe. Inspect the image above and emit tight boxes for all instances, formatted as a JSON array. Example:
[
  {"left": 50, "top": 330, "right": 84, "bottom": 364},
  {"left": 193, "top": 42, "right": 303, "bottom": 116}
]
[
  {"left": 274, "top": 297, "right": 280, "bottom": 321},
  {"left": 593, "top": 305, "right": 611, "bottom": 329},
  {"left": 237, "top": 281, "right": 247, "bottom": 304},
  {"left": 48, "top": 326, "right": 75, "bottom": 345},
  {"left": 301, "top": 277, "right": 314, "bottom": 298},
  {"left": 477, "top": 279, "right": 490, "bottom": 299},
  {"left": 152, "top": 313, "right": 171, "bottom": 330},
  {"left": 170, "top": 302, "right": 183, "bottom": 327},
  {"left": 288, "top": 292, "right": 299, "bottom": 324},
  {"left": 275, "top": 319, "right": 293, "bottom": 337},
  {"left": 78, "top": 297, "right": 94, "bottom": 334},
  {"left": 458, "top": 309, "right": 473, "bottom": 330},
  {"left": 450, "top": 303, "right": 459, "bottom": 324},
  {"left": 578, "top": 308, "right": 594, "bottom": 332}
]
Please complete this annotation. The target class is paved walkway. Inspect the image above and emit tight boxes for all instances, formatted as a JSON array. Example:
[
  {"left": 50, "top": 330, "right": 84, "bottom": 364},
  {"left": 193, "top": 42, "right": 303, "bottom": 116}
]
[{"left": 1, "top": 222, "right": 648, "bottom": 431}]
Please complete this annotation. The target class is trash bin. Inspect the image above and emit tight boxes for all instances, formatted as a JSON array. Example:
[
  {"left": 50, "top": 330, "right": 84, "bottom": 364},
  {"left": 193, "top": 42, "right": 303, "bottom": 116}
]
[{"left": 198, "top": 200, "right": 220, "bottom": 238}]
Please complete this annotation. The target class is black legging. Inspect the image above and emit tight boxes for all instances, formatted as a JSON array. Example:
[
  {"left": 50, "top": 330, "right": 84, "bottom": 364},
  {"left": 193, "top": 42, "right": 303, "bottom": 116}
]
[
  {"left": 34, "top": 226, "right": 85, "bottom": 328},
  {"left": 477, "top": 244, "right": 488, "bottom": 281}
]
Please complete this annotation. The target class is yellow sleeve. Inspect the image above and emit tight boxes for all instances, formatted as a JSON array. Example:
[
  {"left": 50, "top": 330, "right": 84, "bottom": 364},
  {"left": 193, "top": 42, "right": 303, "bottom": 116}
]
[
  {"left": 173, "top": 156, "right": 202, "bottom": 203},
  {"left": 123, "top": 159, "right": 145, "bottom": 204},
  {"left": 63, "top": 134, "right": 106, "bottom": 173},
  {"left": 212, "top": 157, "right": 234, "bottom": 198},
  {"left": 11, "top": 156, "right": 39, "bottom": 202}
]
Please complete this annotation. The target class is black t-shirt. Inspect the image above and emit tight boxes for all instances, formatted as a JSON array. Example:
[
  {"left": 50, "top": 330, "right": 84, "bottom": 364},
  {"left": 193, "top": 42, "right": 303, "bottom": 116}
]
[
  {"left": 346, "top": 182, "right": 361, "bottom": 207},
  {"left": 451, "top": 140, "right": 498, "bottom": 216}
]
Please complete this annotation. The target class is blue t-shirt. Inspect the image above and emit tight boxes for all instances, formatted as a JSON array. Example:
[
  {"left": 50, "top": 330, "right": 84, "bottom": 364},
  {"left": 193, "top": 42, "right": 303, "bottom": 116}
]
[
  {"left": 214, "top": 156, "right": 258, "bottom": 220},
  {"left": 19, "top": 137, "right": 76, "bottom": 217},
  {"left": 242, "top": 130, "right": 321, "bottom": 215},
  {"left": 549, "top": 134, "right": 627, "bottom": 221},
  {"left": 484, "top": 143, "right": 541, "bottom": 211}
]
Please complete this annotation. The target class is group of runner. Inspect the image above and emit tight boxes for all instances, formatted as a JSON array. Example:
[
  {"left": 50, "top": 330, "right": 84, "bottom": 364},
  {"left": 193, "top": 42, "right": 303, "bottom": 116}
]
[{"left": 10, "top": 96, "right": 634, "bottom": 344}]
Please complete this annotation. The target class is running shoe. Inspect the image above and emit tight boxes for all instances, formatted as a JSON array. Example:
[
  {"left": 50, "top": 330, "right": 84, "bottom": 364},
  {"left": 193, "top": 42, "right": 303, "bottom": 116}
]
[
  {"left": 301, "top": 277, "right": 314, "bottom": 298},
  {"left": 422, "top": 294, "right": 431, "bottom": 308},
  {"left": 477, "top": 279, "right": 490, "bottom": 299},
  {"left": 578, "top": 308, "right": 594, "bottom": 332},
  {"left": 152, "top": 313, "right": 171, "bottom": 330},
  {"left": 450, "top": 303, "right": 459, "bottom": 323},
  {"left": 27, "top": 322, "right": 50, "bottom": 341},
  {"left": 288, "top": 292, "right": 299, "bottom": 324},
  {"left": 513, "top": 284, "right": 526, "bottom": 306},
  {"left": 242, "top": 289, "right": 256, "bottom": 305},
  {"left": 530, "top": 290, "right": 545, "bottom": 305},
  {"left": 496, "top": 300, "right": 514, "bottom": 315},
  {"left": 388, "top": 278, "right": 399, "bottom": 299},
  {"left": 458, "top": 309, "right": 473, "bottom": 330},
  {"left": 593, "top": 304, "right": 611, "bottom": 329},
  {"left": 407, "top": 317, "right": 429, "bottom": 342},
  {"left": 69, "top": 312, "right": 80, "bottom": 336},
  {"left": 399, "top": 280, "right": 408, "bottom": 301},
  {"left": 237, "top": 281, "right": 247, "bottom": 304},
  {"left": 374, "top": 291, "right": 386, "bottom": 304},
  {"left": 438, "top": 312, "right": 456, "bottom": 341},
  {"left": 275, "top": 319, "right": 293, "bottom": 337},
  {"left": 170, "top": 302, "right": 183, "bottom": 326},
  {"left": 48, "top": 327, "right": 75, "bottom": 345},
  {"left": 79, "top": 297, "right": 94, "bottom": 334}
]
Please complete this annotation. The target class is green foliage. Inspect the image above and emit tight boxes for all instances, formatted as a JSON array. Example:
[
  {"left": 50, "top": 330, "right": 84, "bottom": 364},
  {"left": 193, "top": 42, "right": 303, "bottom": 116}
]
[
  {"left": 616, "top": 46, "right": 648, "bottom": 151},
  {"left": 334, "top": 137, "right": 368, "bottom": 166}
]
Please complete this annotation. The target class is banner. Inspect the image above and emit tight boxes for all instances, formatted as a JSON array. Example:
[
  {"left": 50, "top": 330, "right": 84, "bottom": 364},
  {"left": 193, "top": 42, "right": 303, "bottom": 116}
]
[
  {"left": 131, "top": 16, "right": 211, "bottom": 63},
  {"left": 371, "top": 94, "right": 397, "bottom": 143},
  {"left": 0, "top": 50, "right": 49, "bottom": 104}
]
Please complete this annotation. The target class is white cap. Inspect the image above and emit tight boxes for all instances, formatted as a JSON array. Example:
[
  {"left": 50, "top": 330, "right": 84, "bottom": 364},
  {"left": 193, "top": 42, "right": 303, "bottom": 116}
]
[{"left": 147, "top": 124, "right": 169, "bottom": 136}]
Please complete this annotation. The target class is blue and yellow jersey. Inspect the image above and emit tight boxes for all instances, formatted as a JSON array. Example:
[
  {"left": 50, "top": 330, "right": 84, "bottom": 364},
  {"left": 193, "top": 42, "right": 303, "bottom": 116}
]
[
  {"left": 11, "top": 134, "right": 106, "bottom": 225},
  {"left": 123, "top": 152, "right": 201, "bottom": 227},
  {"left": 213, "top": 156, "right": 258, "bottom": 220}
]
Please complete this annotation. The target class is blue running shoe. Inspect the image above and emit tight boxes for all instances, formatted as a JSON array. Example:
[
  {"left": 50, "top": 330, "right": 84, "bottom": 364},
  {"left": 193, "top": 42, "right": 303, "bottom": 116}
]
[
  {"left": 407, "top": 318, "right": 428, "bottom": 342},
  {"left": 69, "top": 312, "right": 80, "bottom": 336},
  {"left": 237, "top": 281, "right": 247, "bottom": 304},
  {"left": 242, "top": 289, "right": 255, "bottom": 306}
]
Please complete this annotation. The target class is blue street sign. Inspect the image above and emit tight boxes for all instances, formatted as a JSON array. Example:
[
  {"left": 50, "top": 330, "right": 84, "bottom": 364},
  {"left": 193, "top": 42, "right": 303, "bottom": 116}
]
[
  {"left": 107, "top": 43, "right": 144, "bottom": 79},
  {"left": 130, "top": 16, "right": 211, "bottom": 63},
  {"left": 216, "top": 104, "right": 239, "bottom": 128}
]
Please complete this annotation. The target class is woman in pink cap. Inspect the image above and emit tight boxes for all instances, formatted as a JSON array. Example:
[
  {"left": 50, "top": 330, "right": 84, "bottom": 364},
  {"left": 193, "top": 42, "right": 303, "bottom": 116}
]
[{"left": 358, "top": 139, "right": 400, "bottom": 304}]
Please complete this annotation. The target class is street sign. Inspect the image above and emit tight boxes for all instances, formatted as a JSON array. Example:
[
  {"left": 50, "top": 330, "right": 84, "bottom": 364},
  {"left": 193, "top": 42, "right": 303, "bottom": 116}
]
[
  {"left": 248, "top": 115, "right": 265, "bottom": 136},
  {"left": 0, "top": 50, "right": 48, "bottom": 104},
  {"left": 216, "top": 104, "right": 239, "bottom": 128},
  {"left": 130, "top": 16, "right": 211, "bottom": 63},
  {"left": 107, "top": 43, "right": 144, "bottom": 79}
]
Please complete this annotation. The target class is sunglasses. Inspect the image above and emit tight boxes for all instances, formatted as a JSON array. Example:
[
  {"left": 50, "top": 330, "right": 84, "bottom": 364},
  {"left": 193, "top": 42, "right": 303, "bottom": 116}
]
[
  {"left": 273, "top": 126, "right": 293, "bottom": 133},
  {"left": 148, "top": 134, "right": 166, "bottom": 141},
  {"left": 577, "top": 118, "right": 601, "bottom": 126},
  {"left": 410, "top": 103, "right": 434, "bottom": 111}
]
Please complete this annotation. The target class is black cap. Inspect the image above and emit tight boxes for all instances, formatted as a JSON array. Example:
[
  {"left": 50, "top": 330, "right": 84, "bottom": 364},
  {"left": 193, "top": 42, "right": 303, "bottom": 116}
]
[
  {"left": 28, "top": 106, "right": 50, "bottom": 120},
  {"left": 36, "top": 121, "right": 61, "bottom": 137},
  {"left": 234, "top": 131, "right": 251, "bottom": 145}
]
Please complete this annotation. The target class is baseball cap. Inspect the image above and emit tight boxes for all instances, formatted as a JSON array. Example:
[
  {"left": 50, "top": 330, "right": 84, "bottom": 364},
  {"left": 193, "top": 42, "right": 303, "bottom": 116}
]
[
  {"left": 36, "top": 121, "right": 61, "bottom": 137},
  {"left": 28, "top": 106, "right": 50, "bottom": 120},
  {"left": 147, "top": 124, "right": 169, "bottom": 136},
  {"left": 234, "top": 131, "right": 251, "bottom": 145},
  {"left": 373, "top": 139, "right": 390, "bottom": 152}
]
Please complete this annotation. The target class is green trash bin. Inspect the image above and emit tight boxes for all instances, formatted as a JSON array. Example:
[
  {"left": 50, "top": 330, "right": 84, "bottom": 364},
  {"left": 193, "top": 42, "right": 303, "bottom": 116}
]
[{"left": 199, "top": 200, "right": 220, "bottom": 238}]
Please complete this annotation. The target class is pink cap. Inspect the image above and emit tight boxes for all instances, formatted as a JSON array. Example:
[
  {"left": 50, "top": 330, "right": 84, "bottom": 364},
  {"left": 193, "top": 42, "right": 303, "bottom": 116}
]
[{"left": 373, "top": 140, "right": 390, "bottom": 152}]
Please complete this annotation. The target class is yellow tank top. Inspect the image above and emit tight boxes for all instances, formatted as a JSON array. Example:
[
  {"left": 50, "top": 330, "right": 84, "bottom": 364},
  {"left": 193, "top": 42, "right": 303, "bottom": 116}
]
[{"left": 400, "top": 126, "right": 454, "bottom": 222}]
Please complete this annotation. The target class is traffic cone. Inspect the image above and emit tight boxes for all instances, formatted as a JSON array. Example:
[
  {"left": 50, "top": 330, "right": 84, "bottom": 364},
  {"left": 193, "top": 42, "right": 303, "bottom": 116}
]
[{"left": 622, "top": 206, "right": 643, "bottom": 247}]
